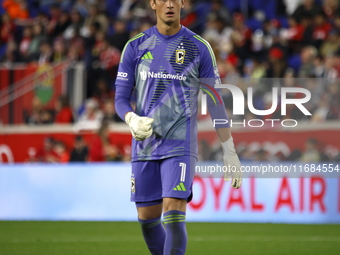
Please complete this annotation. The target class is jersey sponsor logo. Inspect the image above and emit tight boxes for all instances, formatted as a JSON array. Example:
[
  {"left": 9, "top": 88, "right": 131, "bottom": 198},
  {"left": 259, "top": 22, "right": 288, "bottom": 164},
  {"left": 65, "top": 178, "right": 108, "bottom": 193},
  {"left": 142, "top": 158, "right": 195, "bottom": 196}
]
[
  {"left": 117, "top": 72, "right": 128, "bottom": 78},
  {"left": 117, "top": 72, "right": 129, "bottom": 81},
  {"left": 140, "top": 70, "right": 187, "bottom": 81}
]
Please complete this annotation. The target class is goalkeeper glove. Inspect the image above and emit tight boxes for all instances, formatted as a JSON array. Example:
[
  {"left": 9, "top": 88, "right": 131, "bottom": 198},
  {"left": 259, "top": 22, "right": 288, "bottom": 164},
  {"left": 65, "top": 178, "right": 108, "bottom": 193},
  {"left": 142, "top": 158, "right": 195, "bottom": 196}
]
[
  {"left": 221, "top": 137, "right": 242, "bottom": 189},
  {"left": 125, "top": 112, "right": 154, "bottom": 141}
]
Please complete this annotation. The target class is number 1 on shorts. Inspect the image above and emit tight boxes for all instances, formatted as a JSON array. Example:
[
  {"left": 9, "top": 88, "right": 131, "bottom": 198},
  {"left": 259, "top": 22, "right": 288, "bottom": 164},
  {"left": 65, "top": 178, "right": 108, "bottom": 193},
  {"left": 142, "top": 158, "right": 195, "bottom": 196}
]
[{"left": 180, "top": 162, "right": 186, "bottom": 182}]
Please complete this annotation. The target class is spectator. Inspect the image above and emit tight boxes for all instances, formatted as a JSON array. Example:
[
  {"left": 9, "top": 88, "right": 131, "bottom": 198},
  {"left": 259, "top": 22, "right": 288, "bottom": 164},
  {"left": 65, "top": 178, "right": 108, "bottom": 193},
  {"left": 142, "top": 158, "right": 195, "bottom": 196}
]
[
  {"left": 83, "top": 4, "right": 109, "bottom": 35},
  {"left": 281, "top": 16, "right": 305, "bottom": 53},
  {"left": 333, "top": 15, "right": 340, "bottom": 34},
  {"left": 326, "top": 82, "right": 340, "bottom": 119},
  {"left": 320, "top": 30, "right": 340, "bottom": 57},
  {"left": 54, "top": 95, "right": 74, "bottom": 124},
  {"left": 23, "top": 96, "right": 53, "bottom": 125},
  {"left": 202, "top": 16, "right": 233, "bottom": 59},
  {"left": 89, "top": 121, "right": 121, "bottom": 162},
  {"left": 292, "top": 0, "right": 323, "bottom": 23},
  {"left": 300, "top": 138, "right": 321, "bottom": 162},
  {"left": 70, "top": 135, "right": 89, "bottom": 162},
  {"left": 2, "top": 0, "right": 29, "bottom": 20},
  {"left": 311, "top": 92, "right": 332, "bottom": 122},
  {"left": 51, "top": 37, "right": 68, "bottom": 62},
  {"left": 312, "top": 12, "right": 332, "bottom": 49},
  {"left": 67, "top": 28, "right": 85, "bottom": 60},
  {"left": 35, "top": 136, "right": 58, "bottom": 162},
  {"left": 266, "top": 47, "right": 287, "bottom": 78},
  {"left": 109, "top": 19, "right": 130, "bottom": 52},
  {"left": 75, "top": 98, "right": 103, "bottom": 130},
  {"left": 30, "top": 40, "right": 53, "bottom": 64},
  {"left": 180, "top": 0, "right": 199, "bottom": 33},
  {"left": 198, "top": 140, "right": 213, "bottom": 161},
  {"left": 92, "top": 79, "right": 115, "bottom": 106},
  {"left": 300, "top": 15, "right": 314, "bottom": 47},
  {"left": 209, "top": 0, "right": 231, "bottom": 26},
  {"left": 322, "top": 0, "right": 340, "bottom": 20},
  {"left": 73, "top": 0, "right": 89, "bottom": 18},
  {"left": 117, "top": 0, "right": 152, "bottom": 28},
  {"left": 19, "top": 26, "right": 32, "bottom": 61},
  {"left": 90, "top": 31, "right": 120, "bottom": 86},
  {"left": 46, "top": 3, "right": 62, "bottom": 36},
  {"left": 97, "top": 39, "right": 121, "bottom": 85},
  {"left": 27, "top": 24, "right": 46, "bottom": 58},
  {"left": 254, "top": 149, "right": 269, "bottom": 161},
  {"left": 229, "top": 13, "right": 253, "bottom": 68},
  {"left": 1, "top": 39, "right": 21, "bottom": 63},
  {"left": 54, "top": 141, "right": 70, "bottom": 163},
  {"left": 63, "top": 9, "right": 84, "bottom": 40},
  {"left": 299, "top": 45, "right": 318, "bottom": 78},
  {"left": 102, "top": 100, "right": 123, "bottom": 123},
  {"left": 40, "top": 108, "right": 54, "bottom": 124},
  {"left": 52, "top": 11, "right": 71, "bottom": 38},
  {"left": 0, "top": 14, "right": 15, "bottom": 45}
]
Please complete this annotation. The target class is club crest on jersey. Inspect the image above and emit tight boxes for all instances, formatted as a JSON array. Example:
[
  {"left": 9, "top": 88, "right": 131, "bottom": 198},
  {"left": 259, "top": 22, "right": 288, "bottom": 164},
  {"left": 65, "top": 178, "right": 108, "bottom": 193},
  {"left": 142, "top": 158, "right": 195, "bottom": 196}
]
[
  {"left": 131, "top": 178, "right": 135, "bottom": 193},
  {"left": 176, "top": 43, "right": 186, "bottom": 64}
]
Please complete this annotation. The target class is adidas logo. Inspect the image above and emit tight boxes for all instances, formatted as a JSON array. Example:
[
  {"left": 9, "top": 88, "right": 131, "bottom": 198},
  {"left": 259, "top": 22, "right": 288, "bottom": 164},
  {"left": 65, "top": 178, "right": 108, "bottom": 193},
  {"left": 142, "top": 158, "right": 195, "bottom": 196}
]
[
  {"left": 173, "top": 183, "right": 186, "bottom": 191},
  {"left": 141, "top": 51, "right": 153, "bottom": 60}
]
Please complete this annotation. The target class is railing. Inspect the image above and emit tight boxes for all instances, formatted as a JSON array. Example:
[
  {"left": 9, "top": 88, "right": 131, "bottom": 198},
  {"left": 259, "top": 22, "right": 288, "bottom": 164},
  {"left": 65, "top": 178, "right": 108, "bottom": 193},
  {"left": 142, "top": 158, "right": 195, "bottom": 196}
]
[{"left": 0, "top": 61, "right": 85, "bottom": 125}]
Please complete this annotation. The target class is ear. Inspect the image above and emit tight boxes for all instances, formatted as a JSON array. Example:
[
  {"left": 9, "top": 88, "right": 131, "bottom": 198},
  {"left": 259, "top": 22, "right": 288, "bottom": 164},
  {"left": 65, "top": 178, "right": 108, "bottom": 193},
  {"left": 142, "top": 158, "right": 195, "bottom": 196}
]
[
  {"left": 150, "top": 0, "right": 156, "bottom": 10},
  {"left": 181, "top": 0, "right": 185, "bottom": 8}
]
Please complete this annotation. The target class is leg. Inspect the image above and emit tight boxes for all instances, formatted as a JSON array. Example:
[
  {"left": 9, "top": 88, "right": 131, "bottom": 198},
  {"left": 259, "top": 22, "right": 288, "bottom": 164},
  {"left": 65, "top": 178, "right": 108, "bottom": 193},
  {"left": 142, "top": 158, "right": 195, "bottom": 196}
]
[
  {"left": 161, "top": 156, "right": 196, "bottom": 255},
  {"left": 132, "top": 161, "right": 165, "bottom": 255},
  {"left": 137, "top": 202, "right": 165, "bottom": 255}
]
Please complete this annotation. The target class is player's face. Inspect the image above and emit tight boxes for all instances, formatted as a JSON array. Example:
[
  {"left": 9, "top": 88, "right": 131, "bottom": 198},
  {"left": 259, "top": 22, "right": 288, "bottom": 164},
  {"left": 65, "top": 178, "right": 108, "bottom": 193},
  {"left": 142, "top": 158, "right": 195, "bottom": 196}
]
[{"left": 150, "top": 0, "right": 184, "bottom": 26}]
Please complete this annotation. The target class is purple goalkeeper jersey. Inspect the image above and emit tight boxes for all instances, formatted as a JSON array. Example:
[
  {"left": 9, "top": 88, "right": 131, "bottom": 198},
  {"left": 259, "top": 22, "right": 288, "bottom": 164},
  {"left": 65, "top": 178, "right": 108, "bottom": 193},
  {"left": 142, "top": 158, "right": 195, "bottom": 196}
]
[{"left": 115, "top": 25, "right": 228, "bottom": 162}]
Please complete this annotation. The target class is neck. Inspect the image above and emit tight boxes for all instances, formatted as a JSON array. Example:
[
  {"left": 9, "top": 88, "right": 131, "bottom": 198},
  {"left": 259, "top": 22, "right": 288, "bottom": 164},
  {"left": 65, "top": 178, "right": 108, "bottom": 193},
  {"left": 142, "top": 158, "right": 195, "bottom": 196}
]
[{"left": 156, "top": 21, "right": 181, "bottom": 36}]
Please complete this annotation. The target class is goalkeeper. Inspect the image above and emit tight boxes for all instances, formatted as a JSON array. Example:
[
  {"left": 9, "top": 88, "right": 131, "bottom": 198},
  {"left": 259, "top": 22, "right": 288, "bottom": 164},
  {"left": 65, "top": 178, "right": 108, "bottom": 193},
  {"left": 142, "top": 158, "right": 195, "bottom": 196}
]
[{"left": 115, "top": 1, "right": 242, "bottom": 254}]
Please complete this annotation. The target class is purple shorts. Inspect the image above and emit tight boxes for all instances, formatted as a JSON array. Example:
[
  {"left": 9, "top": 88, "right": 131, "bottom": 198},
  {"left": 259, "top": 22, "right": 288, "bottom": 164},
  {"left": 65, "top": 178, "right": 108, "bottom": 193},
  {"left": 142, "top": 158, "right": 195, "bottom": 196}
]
[{"left": 131, "top": 156, "right": 196, "bottom": 204}]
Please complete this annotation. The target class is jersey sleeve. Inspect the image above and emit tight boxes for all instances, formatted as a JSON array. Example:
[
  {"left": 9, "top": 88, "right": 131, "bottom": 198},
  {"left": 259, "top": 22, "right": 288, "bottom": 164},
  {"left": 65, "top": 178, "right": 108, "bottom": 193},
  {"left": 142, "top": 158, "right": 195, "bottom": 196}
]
[
  {"left": 116, "top": 39, "right": 136, "bottom": 86},
  {"left": 114, "top": 40, "right": 137, "bottom": 120},
  {"left": 196, "top": 36, "right": 230, "bottom": 128}
]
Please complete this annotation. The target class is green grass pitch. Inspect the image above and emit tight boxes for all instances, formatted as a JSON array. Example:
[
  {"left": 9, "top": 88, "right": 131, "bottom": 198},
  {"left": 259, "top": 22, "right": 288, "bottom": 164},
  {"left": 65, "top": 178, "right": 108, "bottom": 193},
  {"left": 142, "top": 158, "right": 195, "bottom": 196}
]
[{"left": 0, "top": 221, "right": 339, "bottom": 255}]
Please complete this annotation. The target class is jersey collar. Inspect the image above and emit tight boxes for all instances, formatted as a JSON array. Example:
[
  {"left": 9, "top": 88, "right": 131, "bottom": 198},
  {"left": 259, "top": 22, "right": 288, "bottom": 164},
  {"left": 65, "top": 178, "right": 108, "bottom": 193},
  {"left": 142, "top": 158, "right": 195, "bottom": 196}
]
[{"left": 153, "top": 25, "right": 185, "bottom": 42}]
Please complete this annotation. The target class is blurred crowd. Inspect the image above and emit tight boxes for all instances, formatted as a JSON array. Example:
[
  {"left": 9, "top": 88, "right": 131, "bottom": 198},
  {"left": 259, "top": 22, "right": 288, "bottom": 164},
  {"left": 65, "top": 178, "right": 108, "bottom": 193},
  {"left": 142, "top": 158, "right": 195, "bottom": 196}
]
[
  {"left": 199, "top": 137, "right": 340, "bottom": 163},
  {"left": 26, "top": 121, "right": 131, "bottom": 163},
  {"left": 1, "top": 0, "right": 340, "bottom": 124},
  {"left": 1, "top": 0, "right": 340, "bottom": 162}
]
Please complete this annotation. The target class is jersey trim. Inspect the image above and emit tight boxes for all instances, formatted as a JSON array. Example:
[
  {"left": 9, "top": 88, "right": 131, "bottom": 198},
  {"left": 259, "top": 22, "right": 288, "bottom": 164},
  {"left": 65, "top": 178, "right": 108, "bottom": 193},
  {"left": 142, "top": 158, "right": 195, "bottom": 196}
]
[
  {"left": 193, "top": 35, "right": 217, "bottom": 67},
  {"left": 201, "top": 88, "right": 217, "bottom": 105},
  {"left": 120, "top": 32, "right": 145, "bottom": 63}
]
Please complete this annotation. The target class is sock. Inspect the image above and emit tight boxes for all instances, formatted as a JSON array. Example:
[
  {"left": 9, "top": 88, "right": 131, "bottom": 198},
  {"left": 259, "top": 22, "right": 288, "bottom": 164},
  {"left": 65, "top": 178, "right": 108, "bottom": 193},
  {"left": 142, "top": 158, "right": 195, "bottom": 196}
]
[
  {"left": 163, "top": 210, "right": 187, "bottom": 255},
  {"left": 138, "top": 216, "right": 166, "bottom": 255}
]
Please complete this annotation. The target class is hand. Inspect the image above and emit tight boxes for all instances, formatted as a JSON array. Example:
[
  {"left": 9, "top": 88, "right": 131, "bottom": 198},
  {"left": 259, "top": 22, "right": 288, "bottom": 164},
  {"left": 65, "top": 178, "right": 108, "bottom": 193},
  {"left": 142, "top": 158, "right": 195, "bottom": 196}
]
[
  {"left": 221, "top": 137, "right": 242, "bottom": 189},
  {"left": 125, "top": 112, "right": 154, "bottom": 141}
]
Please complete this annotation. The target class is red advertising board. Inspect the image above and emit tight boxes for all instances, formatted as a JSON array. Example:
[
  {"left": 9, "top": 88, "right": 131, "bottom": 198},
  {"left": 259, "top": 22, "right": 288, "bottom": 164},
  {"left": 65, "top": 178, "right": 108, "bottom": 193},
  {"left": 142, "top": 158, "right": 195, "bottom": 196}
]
[{"left": 0, "top": 125, "right": 339, "bottom": 163}]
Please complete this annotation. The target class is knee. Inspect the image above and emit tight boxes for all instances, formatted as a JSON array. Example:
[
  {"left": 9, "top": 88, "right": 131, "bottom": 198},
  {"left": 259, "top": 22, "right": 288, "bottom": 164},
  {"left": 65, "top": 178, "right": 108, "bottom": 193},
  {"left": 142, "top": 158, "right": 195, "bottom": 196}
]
[
  {"left": 163, "top": 197, "right": 187, "bottom": 213},
  {"left": 137, "top": 203, "right": 163, "bottom": 220}
]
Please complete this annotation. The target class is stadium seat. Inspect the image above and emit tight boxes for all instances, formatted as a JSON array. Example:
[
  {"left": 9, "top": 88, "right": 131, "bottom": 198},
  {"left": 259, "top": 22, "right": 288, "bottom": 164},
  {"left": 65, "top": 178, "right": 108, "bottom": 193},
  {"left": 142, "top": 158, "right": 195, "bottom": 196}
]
[
  {"left": 288, "top": 54, "right": 302, "bottom": 74},
  {"left": 223, "top": 0, "right": 240, "bottom": 14},
  {"left": 246, "top": 18, "right": 262, "bottom": 31}
]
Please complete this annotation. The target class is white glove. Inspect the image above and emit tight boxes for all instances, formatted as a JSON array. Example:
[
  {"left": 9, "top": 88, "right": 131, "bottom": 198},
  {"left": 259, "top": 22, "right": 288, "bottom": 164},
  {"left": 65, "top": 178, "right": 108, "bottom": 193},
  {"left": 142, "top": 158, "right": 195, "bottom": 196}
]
[
  {"left": 221, "top": 137, "right": 242, "bottom": 189},
  {"left": 125, "top": 112, "right": 154, "bottom": 141}
]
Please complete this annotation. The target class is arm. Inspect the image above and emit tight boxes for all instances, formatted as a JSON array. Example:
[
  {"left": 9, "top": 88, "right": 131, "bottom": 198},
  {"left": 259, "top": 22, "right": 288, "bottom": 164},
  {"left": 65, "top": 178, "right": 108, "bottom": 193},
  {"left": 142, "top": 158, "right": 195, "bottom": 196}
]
[
  {"left": 114, "top": 40, "right": 154, "bottom": 141},
  {"left": 216, "top": 127, "right": 231, "bottom": 143},
  {"left": 114, "top": 40, "right": 136, "bottom": 120},
  {"left": 197, "top": 36, "right": 242, "bottom": 188}
]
